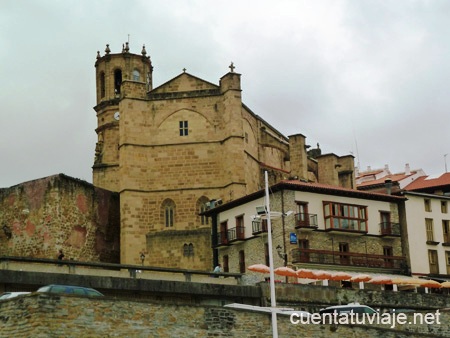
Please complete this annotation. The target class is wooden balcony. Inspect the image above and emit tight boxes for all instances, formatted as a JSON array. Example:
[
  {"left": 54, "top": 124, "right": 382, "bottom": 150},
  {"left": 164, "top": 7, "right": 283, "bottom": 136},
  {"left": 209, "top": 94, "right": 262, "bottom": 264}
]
[
  {"left": 291, "top": 248, "right": 406, "bottom": 271},
  {"left": 380, "top": 222, "right": 401, "bottom": 237},
  {"left": 295, "top": 213, "right": 318, "bottom": 230}
]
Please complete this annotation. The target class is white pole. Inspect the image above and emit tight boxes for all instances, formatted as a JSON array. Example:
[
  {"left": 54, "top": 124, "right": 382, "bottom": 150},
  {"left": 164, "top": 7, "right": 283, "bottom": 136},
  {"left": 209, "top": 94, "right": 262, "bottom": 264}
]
[{"left": 265, "top": 171, "right": 278, "bottom": 338}]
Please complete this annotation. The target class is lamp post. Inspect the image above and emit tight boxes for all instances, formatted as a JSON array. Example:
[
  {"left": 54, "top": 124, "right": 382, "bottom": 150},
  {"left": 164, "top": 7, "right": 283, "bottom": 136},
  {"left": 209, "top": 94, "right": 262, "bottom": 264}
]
[
  {"left": 247, "top": 171, "right": 292, "bottom": 337},
  {"left": 263, "top": 171, "right": 278, "bottom": 338}
]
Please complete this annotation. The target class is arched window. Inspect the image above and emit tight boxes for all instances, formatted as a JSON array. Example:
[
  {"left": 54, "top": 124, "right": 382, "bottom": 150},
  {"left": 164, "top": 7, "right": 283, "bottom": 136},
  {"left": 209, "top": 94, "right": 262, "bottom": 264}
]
[
  {"left": 114, "top": 69, "right": 122, "bottom": 94},
  {"left": 197, "top": 197, "right": 210, "bottom": 226},
  {"left": 165, "top": 205, "right": 174, "bottom": 227},
  {"left": 162, "top": 199, "right": 175, "bottom": 227},
  {"left": 100, "top": 72, "right": 105, "bottom": 98},
  {"left": 132, "top": 69, "right": 140, "bottom": 81},
  {"left": 183, "top": 243, "right": 194, "bottom": 257}
]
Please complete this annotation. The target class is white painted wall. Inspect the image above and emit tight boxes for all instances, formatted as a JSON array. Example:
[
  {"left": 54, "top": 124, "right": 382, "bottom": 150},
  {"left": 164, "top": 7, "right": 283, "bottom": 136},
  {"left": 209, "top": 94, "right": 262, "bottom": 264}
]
[
  {"left": 405, "top": 193, "right": 450, "bottom": 275},
  {"left": 293, "top": 191, "right": 394, "bottom": 235}
]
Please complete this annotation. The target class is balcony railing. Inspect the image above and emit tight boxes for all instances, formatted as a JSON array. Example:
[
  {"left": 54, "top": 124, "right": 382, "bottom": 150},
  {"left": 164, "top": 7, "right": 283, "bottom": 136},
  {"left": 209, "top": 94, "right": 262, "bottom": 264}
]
[
  {"left": 291, "top": 248, "right": 406, "bottom": 271},
  {"left": 252, "top": 220, "right": 268, "bottom": 235},
  {"left": 216, "top": 227, "right": 246, "bottom": 246},
  {"left": 217, "top": 231, "right": 228, "bottom": 246},
  {"left": 380, "top": 222, "right": 401, "bottom": 236},
  {"left": 228, "top": 226, "right": 245, "bottom": 242},
  {"left": 295, "top": 213, "right": 318, "bottom": 229}
]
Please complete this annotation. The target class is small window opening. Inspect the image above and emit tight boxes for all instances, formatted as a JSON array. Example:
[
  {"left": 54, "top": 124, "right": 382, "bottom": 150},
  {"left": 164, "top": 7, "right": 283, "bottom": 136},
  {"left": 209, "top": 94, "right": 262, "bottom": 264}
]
[
  {"left": 114, "top": 69, "right": 122, "bottom": 94},
  {"left": 133, "top": 70, "right": 140, "bottom": 81},
  {"left": 100, "top": 72, "right": 105, "bottom": 98},
  {"left": 179, "top": 121, "right": 188, "bottom": 136}
]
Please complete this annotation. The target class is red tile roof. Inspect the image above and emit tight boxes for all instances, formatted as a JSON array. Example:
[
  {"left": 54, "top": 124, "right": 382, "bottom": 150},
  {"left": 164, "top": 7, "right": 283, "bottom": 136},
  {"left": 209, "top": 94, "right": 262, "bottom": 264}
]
[
  {"left": 357, "top": 171, "right": 420, "bottom": 188},
  {"left": 203, "top": 179, "right": 405, "bottom": 215},
  {"left": 404, "top": 173, "right": 450, "bottom": 191},
  {"left": 356, "top": 169, "right": 385, "bottom": 179},
  {"left": 280, "top": 180, "right": 404, "bottom": 200}
]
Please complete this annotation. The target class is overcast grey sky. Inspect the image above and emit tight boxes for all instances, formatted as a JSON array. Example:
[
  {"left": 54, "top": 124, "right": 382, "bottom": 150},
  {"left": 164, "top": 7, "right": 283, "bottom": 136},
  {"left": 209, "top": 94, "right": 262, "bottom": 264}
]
[{"left": 1, "top": 0, "right": 449, "bottom": 188}]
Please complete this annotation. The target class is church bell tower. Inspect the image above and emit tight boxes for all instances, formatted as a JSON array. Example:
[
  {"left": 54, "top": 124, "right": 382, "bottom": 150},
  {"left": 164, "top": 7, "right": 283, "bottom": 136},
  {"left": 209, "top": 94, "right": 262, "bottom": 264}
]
[{"left": 92, "top": 43, "right": 153, "bottom": 191}]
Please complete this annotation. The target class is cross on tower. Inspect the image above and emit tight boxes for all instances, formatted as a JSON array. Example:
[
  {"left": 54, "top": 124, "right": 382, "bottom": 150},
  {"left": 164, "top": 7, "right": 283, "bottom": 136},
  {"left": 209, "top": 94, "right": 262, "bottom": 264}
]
[{"left": 229, "top": 62, "right": 235, "bottom": 73}]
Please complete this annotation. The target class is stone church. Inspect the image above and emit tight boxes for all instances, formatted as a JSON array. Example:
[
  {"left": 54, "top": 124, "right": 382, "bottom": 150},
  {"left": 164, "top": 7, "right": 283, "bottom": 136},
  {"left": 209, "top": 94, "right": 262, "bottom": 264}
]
[
  {"left": 92, "top": 42, "right": 354, "bottom": 270},
  {"left": 0, "top": 43, "right": 355, "bottom": 271}
]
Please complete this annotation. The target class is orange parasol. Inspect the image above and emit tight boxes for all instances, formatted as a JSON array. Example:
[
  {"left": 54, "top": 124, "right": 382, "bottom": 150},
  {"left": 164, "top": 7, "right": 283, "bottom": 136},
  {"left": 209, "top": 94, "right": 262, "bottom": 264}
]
[
  {"left": 369, "top": 276, "right": 393, "bottom": 285},
  {"left": 441, "top": 281, "right": 450, "bottom": 288},
  {"left": 420, "top": 280, "right": 442, "bottom": 289},
  {"left": 329, "top": 271, "right": 352, "bottom": 281},
  {"left": 312, "top": 270, "right": 332, "bottom": 280},
  {"left": 392, "top": 277, "right": 412, "bottom": 285},
  {"left": 274, "top": 266, "right": 297, "bottom": 277},
  {"left": 350, "top": 274, "right": 372, "bottom": 283},
  {"left": 403, "top": 278, "right": 429, "bottom": 286},
  {"left": 247, "top": 264, "right": 270, "bottom": 274},
  {"left": 296, "top": 268, "right": 316, "bottom": 279}
]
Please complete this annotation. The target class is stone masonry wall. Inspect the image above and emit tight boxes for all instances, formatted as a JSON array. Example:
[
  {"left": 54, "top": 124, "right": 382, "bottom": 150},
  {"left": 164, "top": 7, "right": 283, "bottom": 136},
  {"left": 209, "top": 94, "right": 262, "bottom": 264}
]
[
  {"left": 0, "top": 175, "right": 120, "bottom": 263},
  {"left": 1, "top": 293, "right": 449, "bottom": 337}
]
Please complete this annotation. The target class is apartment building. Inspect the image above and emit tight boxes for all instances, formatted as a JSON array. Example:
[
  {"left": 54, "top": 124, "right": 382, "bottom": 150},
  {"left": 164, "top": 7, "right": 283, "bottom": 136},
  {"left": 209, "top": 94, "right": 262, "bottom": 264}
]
[
  {"left": 402, "top": 173, "right": 450, "bottom": 278},
  {"left": 204, "top": 179, "right": 408, "bottom": 281}
]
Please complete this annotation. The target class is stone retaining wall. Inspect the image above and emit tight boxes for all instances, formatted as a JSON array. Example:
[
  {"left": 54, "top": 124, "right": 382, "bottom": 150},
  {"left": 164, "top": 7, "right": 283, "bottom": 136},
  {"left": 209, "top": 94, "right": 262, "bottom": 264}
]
[{"left": 1, "top": 294, "right": 449, "bottom": 337}]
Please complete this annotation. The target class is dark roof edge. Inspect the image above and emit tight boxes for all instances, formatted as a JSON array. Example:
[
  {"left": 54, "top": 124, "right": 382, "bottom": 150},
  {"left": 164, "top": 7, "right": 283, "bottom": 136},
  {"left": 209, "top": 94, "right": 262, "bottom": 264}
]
[
  {"left": 401, "top": 191, "right": 450, "bottom": 200},
  {"left": 204, "top": 180, "right": 406, "bottom": 215}
]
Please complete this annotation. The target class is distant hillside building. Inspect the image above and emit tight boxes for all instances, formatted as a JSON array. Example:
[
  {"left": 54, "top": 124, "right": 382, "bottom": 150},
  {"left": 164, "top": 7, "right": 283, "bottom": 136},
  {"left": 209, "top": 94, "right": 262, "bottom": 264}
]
[{"left": 92, "top": 43, "right": 355, "bottom": 269}]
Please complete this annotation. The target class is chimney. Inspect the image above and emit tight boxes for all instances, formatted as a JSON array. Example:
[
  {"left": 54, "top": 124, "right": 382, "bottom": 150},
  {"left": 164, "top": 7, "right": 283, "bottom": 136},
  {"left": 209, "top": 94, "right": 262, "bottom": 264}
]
[
  {"left": 405, "top": 163, "right": 411, "bottom": 175},
  {"left": 385, "top": 179, "right": 392, "bottom": 195}
]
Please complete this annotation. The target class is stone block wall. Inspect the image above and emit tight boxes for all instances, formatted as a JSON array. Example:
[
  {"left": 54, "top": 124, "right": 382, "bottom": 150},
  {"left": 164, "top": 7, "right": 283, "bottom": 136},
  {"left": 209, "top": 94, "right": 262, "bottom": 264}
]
[
  {"left": 146, "top": 228, "right": 212, "bottom": 270},
  {"left": 1, "top": 293, "right": 449, "bottom": 337},
  {"left": 0, "top": 175, "right": 120, "bottom": 263}
]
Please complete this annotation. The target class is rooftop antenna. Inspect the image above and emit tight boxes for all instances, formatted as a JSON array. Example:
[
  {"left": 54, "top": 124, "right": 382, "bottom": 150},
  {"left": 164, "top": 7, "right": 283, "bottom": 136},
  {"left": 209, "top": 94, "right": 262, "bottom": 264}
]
[
  {"left": 128, "top": 34, "right": 130, "bottom": 44},
  {"left": 445, "top": 154, "right": 448, "bottom": 173}
]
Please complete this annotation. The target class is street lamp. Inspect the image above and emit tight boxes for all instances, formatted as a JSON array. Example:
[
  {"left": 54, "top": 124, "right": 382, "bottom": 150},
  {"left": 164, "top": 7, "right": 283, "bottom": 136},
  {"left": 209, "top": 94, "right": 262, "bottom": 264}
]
[
  {"left": 250, "top": 171, "right": 280, "bottom": 337},
  {"left": 242, "top": 171, "right": 293, "bottom": 337},
  {"left": 263, "top": 171, "right": 278, "bottom": 338}
]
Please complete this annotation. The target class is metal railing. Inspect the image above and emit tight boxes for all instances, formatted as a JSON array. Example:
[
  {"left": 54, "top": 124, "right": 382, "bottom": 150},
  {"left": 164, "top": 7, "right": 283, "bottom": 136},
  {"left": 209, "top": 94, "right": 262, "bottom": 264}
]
[
  {"left": 380, "top": 222, "right": 401, "bottom": 236},
  {"left": 217, "top": 231, "right": 229, "bottom": 246},
  {"left": 0, "top": 255, "right": 242, "bottom": 283},
  {"left": 227, "top": 226, "right": 246, "bottom": 242},
  {"left": 291, "top": 248, "right": 406, "bottom": 270},
  {"left": 252, "top": 220, "right": 268, "bottom": 235},
  {"left": 295, "top": 213, "right": 318, "bottom": 228}
]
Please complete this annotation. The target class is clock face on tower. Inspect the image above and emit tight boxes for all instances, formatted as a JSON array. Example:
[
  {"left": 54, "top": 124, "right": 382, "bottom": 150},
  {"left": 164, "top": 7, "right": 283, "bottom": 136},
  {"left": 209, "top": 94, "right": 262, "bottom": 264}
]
[{"left": 114, "top": 112, "right": 120, "bottom": 120}]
